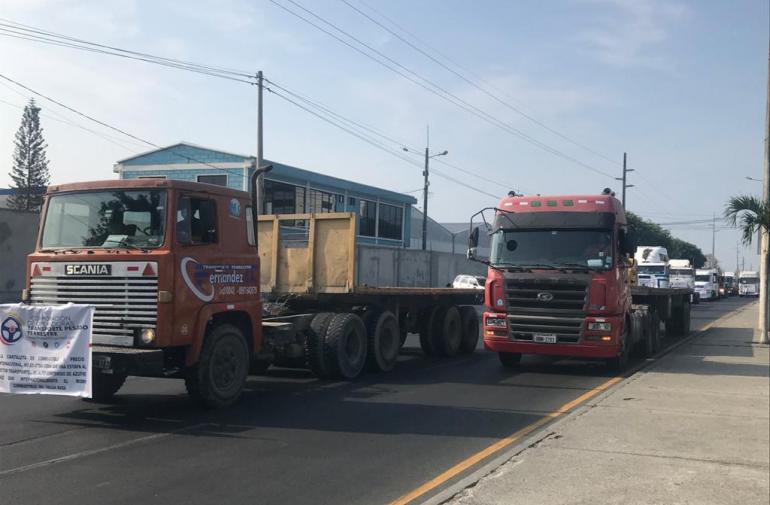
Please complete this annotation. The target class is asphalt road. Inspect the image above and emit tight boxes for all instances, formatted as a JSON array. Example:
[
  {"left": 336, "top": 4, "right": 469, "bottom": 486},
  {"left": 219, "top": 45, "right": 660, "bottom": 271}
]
[{"left": 0, "top": 297, "right": 752, "bottom": 505}]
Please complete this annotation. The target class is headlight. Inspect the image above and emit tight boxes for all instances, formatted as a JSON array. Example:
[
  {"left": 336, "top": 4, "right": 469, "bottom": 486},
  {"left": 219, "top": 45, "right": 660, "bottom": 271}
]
[
  {"left": 485, "top": 315, "right": 507, "bottom": 328},
  {"left": 139, "top": 328, "right": 156, "bottom": 344},
  {"left": 588, "top": 321, "right": 612, "bottom": 331}
]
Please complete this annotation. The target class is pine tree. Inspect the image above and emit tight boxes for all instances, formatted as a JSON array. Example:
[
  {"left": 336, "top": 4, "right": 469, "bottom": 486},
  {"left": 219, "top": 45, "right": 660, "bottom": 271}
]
[{"left": 8, "top": 98, "right": 50, "bottom": 211}]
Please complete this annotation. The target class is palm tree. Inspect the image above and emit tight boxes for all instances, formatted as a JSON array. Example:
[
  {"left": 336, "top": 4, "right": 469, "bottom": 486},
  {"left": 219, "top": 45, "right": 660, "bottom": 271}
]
[
  {"left": 724, "top": 195, "right": 770, "bottom": 244},
  {"left": 725, "top": 194, "right": 770, "bottom": 345}
]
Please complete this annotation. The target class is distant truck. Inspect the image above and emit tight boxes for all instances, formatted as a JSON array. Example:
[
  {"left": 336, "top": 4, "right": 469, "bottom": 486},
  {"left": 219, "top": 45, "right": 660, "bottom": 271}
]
[
  {"left": 669, "top": 259, "right": 699, "bottom": 304},
  {"left": 469, "top": 191, "right": 693, "bottom": 371},
  {"left": 695, "top": 268, "right": 720, "bottom": 301},
  {"left": 24, "top": 178, "right": 482, "bottom": 408},
  {"left": 722, "top": 272, "right": 737, "bottom": 297},
  {"left": 738, "top": 271, "right": 760, "bottom": 296},
  {"left": 635, "top": 246, "right": 670, "bottom": 288}
]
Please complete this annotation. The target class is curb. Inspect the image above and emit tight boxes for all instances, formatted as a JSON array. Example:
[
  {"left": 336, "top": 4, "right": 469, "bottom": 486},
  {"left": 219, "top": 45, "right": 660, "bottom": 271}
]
[{"left": 423, "top": 301, "right": 754, "bottom": 505}]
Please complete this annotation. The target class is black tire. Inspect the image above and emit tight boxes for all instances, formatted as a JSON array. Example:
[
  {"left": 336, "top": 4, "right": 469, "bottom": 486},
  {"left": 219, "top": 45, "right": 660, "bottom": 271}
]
[
  {"left": 606, "top": 329, "right": 630, "bottom": 371},
  {"left": 433, "top": 305, "right": 462, "bottom": 357},
  {"left": 88, "top": 372, "right": 127, "bottom": 402},
  {"left": 325, "top": 312, "right": 368, "bottom": 380},
  {"left": 185, "top": 323, "right": 250, "bottom": 409},
  {"left": 306, "top": 312, "right": 335, "bottom": 379},
  {"left": 649, "top": 310, "right": 661, "bottom": 354},
  {"left": 630, "top": 312, "right": 647, "bottom": 358},
  {"left": 365, "top": 310, "right": 400, "bottom": 372},
  {"left": 499, "top": 352, "right": 522, "bottom": 368},
  {"left": 418, "top": 306, "right": 440, "bottom": 356},
  {"left": 681, "top": 301, "right": 691, "bottom": 335},
  {"left": 459, "top": 306, "right": 480, "bottom": 354}
]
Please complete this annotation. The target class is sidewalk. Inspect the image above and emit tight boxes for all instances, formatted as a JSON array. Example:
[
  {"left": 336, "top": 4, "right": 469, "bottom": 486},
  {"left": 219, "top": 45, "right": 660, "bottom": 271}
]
[{"left": 450, "top": 302, "right": 770, "bottom": 505}]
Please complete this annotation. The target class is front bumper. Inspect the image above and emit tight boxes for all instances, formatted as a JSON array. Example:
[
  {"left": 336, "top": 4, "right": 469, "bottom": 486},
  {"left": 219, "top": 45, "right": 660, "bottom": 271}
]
[
  {"left": 484, "top": 336, "right": 620, "bottom": 358},
  {"left": 92, "top": 345, "right": 165, "bottom": 377}
]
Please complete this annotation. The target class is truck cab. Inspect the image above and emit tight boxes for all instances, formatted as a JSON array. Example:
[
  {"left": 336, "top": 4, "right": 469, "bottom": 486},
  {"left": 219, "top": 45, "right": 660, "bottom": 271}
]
[
  {"left": 738, "top": 271, "right": 759, "bottom": 296},
  {"left": 669, "top": 259, "right": 698, "bottom": 303},
  {"left": 475, "top": 193, "right": 637, "bottom": 368},
  {"left": 695, "top": 269, "right": 720, "bottom": 301},
  {"left": 25, "top": 179, "right": 261, "bottom": 407},
  {"left": 635, "top": 246, "right": 670, "bottom": 288}
]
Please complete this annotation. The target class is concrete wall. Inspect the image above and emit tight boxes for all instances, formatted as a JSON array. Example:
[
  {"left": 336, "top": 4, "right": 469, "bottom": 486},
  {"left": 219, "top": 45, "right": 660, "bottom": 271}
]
[
  {"left": 356, "top": 245, "right": 487, "bottom": 288},
  {"left": 0, "top": 209, "right": 39, "bottom": 302}
]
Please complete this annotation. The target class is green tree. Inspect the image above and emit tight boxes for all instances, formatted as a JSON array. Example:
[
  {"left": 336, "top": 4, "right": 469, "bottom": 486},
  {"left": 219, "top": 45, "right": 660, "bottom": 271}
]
[
  {"left": 8, "top": 98, "right": 50, "bottom": 211},
  {"left": 723, "top": 195, "right": 770, "bottom": 245}
]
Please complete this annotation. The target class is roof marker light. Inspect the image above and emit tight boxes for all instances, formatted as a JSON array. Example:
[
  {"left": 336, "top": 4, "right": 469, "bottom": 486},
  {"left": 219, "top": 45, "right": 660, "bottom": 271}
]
[
  {"left": 531, "top": 201, "right": 541, "bottom": 207},
  {"left": 578, "top": 199, "right": 588, "bottom": 204},
  {"left": 547, "top": 200, "right": 557, "bottom": 207},
  {"left": 563, "top": 200, "right": 574, "bottom": 206},
  {"left": 519, "top": 201, "right": 529, "bottom": 206}
]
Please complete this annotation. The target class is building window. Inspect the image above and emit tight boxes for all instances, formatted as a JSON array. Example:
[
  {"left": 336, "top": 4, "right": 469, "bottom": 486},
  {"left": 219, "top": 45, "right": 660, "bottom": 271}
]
[
  {"left": 358, "top": 199, "right": 376, "bottom": 237},
  {"left": 378, "top": 203, "right": 403, "bottom": 241},
  {"left": 197, "top": 174, "right": 228, "bottom": 187},
  {"left": 265, "top": 180, "right": 305, "bottom": 215},
  {"left": 307, "top": 188, "right": 338, "bottom": 213}
]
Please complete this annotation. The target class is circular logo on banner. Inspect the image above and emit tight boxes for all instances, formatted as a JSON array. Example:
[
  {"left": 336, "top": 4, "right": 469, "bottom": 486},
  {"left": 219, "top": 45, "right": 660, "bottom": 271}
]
[
  {"left": 229, "top": 198, "right": 241, "bottom": 217},
  {"left": 1, "top": 315, "right": 23, "bottom": 345}
]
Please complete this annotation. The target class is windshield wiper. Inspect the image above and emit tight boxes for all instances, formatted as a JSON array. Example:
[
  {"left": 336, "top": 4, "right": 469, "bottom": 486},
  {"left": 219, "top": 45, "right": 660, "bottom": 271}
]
[
  {"left": 556, "top": 262, "right": 592, "bottom": 271},
  {"left": 108, "top": 238, "right": 149, "bottom": 252}
]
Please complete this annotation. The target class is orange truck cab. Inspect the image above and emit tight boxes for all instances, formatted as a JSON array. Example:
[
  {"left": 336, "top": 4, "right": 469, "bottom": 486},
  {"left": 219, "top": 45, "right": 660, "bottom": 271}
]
[
  {"left": 25, "top": 178, "right": 264, "bottom": 407},
  {"left": 468, "top": 191, "right": 692, "bottom": 370}
]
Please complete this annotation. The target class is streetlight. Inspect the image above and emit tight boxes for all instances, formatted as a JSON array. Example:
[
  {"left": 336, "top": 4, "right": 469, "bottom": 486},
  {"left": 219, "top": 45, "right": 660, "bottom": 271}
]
[
  {"left": 403, "top": 145, "right": 448, "bottom": 250},
  {"left": 746, "top": 176, "right": 763, "bottom": 182}
]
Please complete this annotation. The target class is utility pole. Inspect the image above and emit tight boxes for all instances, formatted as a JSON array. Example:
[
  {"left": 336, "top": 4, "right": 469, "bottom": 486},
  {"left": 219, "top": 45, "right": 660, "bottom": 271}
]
[
  {"left": 712, "top": 213, "right": 716, "bottom": 267},
  {"left": 256, "top": 70, "right": 265, "bottom": 213},
  {"left": 758, "top": 38, "right": 770, "bottom": 345},
  {"left": 405, "top": 125, "right": 447, "bottom": 251},
  {"left": 615, "top": 152, "right": 634, "bottom": 208}
]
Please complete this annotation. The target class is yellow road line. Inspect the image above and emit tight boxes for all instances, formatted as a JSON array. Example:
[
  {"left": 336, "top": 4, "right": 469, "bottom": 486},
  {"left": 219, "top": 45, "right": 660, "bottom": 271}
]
[{"left": 389, "top": 303, "right": 747, "bottom": 505}]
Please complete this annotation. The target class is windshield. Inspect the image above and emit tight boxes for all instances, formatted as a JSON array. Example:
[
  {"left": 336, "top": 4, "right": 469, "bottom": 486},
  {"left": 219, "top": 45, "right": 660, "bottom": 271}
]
[
  {"left": 740, "top": 277, "right": 759, "bottom": 285},
  {"left": 695, "top": 274, "right": 712, "bottom": 282},
  {"left": 638, "top": 265, "right": 666, "bottom": 275},
  {"left": 670, "top": 268, "right": 693, "bottom": 277},
  {"left": 490, "top": 229, "right": 613, "bottom": 269},
  {"left": 41, "top": 190, "right": 167, "bottom": 249}
]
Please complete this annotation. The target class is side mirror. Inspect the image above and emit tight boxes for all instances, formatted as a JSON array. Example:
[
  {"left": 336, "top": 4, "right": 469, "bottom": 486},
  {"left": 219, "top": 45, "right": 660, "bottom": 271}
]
[
  {"left": 467, "top": 226, "right": 479, "bottom": 260},
  {"left": 619, "top": 229, "right": 635, "bottom": 256}
]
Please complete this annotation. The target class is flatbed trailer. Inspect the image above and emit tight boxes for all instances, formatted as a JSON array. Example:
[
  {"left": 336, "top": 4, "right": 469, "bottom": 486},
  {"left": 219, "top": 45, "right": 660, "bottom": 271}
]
[{"left": 256, "top": 212, "right": 484, "bottom": 377}]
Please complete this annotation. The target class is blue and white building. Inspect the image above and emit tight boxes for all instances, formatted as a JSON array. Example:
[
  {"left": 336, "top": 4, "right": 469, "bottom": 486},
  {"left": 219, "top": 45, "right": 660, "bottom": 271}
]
[{"left": 114, "top": 143, "right": 417, "bottom": 248}]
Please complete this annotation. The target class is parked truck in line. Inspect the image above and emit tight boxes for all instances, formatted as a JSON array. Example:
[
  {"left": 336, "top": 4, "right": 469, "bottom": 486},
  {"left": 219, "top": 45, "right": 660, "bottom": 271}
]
[
  {"left": 722, "top": 272, "right": 738, "bottom": 296},
  {"left": 635, "top": 246, "right": 670, "bottom": 289},
  {"left": 738, "top": 271, "right": 760, "bottom": 296},
  {"left": 467, "top": 191, "right": 693, "bottom": 370},
  {"left": 668, "top": 259, "right": 699, "bottom": 304},
  {"left": 695, "top": 268, "right": 720, "bottom": 301},
  {"left": 23, "top": 177, "right": 482, "bottom": 408}
]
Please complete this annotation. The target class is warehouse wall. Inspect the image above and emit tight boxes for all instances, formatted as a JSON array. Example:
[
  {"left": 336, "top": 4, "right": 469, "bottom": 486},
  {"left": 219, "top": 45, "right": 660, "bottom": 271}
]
[{"left": 0, "top": 209, "right": 39, "bottom": 303}]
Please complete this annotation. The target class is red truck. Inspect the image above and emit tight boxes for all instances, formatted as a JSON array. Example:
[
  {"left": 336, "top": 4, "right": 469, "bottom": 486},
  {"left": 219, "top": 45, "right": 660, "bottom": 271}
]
[
  {"left": 468, "top": 191, "right": 692, "bottom": 370},
  {"left": 23, "top": 175, "right": 480, "bottom": 408}
]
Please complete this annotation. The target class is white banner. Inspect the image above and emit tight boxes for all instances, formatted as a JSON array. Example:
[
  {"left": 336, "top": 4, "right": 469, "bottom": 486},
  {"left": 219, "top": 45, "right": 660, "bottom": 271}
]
[{"left": 0, "top": 303, "right": 93, "bottom": 397}]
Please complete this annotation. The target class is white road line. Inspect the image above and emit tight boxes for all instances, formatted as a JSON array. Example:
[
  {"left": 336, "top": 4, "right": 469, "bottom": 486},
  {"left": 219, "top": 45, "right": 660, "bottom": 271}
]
[{"left": 0, "top": 422, "right": 209, "bottom": 477}]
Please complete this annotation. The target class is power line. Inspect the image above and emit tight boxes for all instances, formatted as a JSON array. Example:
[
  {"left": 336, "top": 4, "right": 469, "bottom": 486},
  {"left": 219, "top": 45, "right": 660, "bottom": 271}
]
[
  {"left": 340, "top": 0, "right": 621, "bottom": 167},
  {"left": 0, "top": 73, "right": 250, "bottom": 180},
  {"left": 268, "top": 0, "right": 615, "bottom": 180}
]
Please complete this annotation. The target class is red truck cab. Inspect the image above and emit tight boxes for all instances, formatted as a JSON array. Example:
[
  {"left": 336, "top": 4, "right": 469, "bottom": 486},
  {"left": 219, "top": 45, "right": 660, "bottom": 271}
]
[{"left": 473, "top": 192, "right": 636, "bottom": 368}]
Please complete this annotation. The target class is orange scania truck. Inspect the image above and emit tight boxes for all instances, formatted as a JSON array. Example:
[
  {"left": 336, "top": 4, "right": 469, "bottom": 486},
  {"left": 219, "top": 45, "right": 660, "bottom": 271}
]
[
  {"left": 24, "top": 173, "right": 481, "bottom": 408},
  {"left": 468, "top": 191, "right": 693, "bottom": 370}
]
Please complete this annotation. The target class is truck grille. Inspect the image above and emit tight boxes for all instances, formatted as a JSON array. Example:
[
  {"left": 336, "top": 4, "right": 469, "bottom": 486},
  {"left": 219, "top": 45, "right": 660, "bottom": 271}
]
[
  {"left": 30, "top": 276, "right": 158, "bottom": 346},
  {"left": 505, "top": 277, "right": 589, "bottom": 343}
]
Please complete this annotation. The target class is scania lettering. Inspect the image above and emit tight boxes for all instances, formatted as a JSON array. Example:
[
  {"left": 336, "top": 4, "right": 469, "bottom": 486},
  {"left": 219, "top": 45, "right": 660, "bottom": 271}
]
[
  {"left": 25, "top": 178, "right": 481, "bottom": 408},
  {"left": 468, "top": 191, "right": 693, "bottom": 370}
]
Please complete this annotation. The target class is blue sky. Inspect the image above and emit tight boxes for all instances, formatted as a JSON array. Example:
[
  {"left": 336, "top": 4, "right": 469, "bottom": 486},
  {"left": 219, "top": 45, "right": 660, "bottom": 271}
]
[{"left": 0, "top": 0, "right": 767, "bottom": 270}]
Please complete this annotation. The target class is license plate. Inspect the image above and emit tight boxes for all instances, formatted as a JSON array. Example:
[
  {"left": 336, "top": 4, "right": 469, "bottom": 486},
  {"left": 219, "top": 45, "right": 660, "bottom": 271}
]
[
  {"left": 533, "top": 334, "right": 558, "bottom": 344},
  {"left": 93, "top": 355, "right": 111, "bottom": 370}
]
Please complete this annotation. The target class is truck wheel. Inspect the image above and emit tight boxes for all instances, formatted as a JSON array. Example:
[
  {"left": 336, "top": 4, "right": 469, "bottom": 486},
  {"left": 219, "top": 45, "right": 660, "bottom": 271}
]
[
  {"left": 419, "top": 306, "right": 440, "bottom": 356},
  {"left": 365, "top": 310, "right": 400, "bottom": 372},
  {"left": 650, "top": 311, "right": 661, "bottom": 354},
  {"left": 680, "top": 301, "right": 691, "bottom": 335},
  {"left": 325, "top": 313, "right": 368, "bottom": 380},
  {"left": 89, "top": 372, "right": 127, "bottom": 402},
  {"left": 306, "top": 312, "right": 335, "bottom": 379},
  {"left": 185, "top": 323, "right": 249, "bottom": 409},
  {"left": 606, "top": 333, "right": 630, "bottom": 371},
  {"left": 499, "top": 352, "right": 522, "bottom": 368},
  {"left": 459, "top": 306, "right": 480, "bottom": 354},
  {"left": 630, "top": 312, "right": 647, "bottom": 358},
  {"left": 665, "top": 312, "right": 681, "bottom": 337},
  {"left": 433, "top": 306, "right": 462, "bottom": 357}
]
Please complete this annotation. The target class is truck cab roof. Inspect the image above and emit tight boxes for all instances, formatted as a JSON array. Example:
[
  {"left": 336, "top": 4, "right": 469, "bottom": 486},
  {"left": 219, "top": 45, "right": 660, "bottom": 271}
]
[
  {"left": 496, "top": 193, "right": 626, "bottom": 227},
  {"left": 46, "top": 178, "right": 250, "bottom": 199}
]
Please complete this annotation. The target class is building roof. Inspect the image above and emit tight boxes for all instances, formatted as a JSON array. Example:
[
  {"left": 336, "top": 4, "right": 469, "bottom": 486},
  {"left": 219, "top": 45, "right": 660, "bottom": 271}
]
[{"left": 115, "top": 142, "right": 417, "bottom": 205}]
